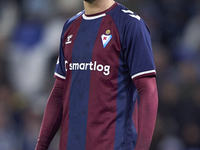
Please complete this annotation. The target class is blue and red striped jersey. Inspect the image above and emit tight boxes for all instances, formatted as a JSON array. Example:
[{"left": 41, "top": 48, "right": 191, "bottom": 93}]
[{"left": 54, "top": 2, "right": 156, "bottom": 150}]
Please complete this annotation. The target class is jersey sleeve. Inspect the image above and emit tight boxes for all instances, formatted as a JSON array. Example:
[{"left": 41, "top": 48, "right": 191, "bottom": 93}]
[
  {"left": 122, "top": 17, "right": 156, "bottom": 81},
  {"left": 54, "top": 23, "right": 67, "bottom": 80}
]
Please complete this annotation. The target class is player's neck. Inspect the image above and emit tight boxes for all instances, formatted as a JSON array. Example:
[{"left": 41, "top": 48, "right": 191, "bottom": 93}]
[{"left": 84, "top": 0, "right": 115, "bottom": 15}]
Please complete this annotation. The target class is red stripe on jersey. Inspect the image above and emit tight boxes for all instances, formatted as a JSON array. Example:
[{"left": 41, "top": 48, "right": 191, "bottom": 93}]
[
  {"left": 59, "top": 16, "right": 83, "bottom": 150},
  {"left": 85, "top": 15, "right": 121, "bottom": 150}
]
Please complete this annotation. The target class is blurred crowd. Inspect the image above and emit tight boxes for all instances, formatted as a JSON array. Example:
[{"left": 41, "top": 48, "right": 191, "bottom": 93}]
[{"left": 0, "top": 0, "right": 200, "bottom": 150}]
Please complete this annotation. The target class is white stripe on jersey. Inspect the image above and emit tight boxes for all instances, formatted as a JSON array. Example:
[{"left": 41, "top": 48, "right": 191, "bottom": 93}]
[
  {"left": 131, "top": 70, "right": 156, "bottom": 80},
  {"left": 82, "top": 14, "right": 106, "bottom": 20},
  {"left": 54, "top": 72, "right": 66, "bottom": 80}
]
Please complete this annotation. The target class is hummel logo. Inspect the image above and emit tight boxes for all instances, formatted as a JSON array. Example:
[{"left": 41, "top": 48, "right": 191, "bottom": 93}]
[{"left": 66, "top": 35, "right": 73, "bottom": 45}]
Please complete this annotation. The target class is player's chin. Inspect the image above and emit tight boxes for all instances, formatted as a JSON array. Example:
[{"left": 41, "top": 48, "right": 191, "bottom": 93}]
[{"left": 84, "top": 0, "right": 96, "bottom": 3}]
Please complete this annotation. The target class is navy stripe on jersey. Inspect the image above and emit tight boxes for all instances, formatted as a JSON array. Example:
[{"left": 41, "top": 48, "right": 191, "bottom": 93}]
[
  {"left": 67, "top": 18, "right": 103, "bottom": 150},
  {"left": 58, "top": 16, "right": 83, "bottom": 150}
]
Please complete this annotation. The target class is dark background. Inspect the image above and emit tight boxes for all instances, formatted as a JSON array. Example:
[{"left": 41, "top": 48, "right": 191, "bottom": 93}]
[{"left": 0, "top": 0, "right": 200, "bottom": 149}]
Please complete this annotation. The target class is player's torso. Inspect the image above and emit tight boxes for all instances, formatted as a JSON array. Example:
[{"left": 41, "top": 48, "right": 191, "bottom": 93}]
[
  {"left": 59, "top": 4, "right": 137, "bottom": 150},
  {"left": 61, "top": 12, "right": 124, "bottom": 118}
]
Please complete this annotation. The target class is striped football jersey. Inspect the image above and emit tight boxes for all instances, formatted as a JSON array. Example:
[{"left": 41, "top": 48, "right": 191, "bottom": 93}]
[{"left": 54, "top": 2, "right": 156, "bottom": 150}]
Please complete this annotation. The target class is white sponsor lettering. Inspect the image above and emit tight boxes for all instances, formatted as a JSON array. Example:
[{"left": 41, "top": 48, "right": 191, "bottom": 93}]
[{"left": 65, "top": 60, "right": 110, "bottom": 76}]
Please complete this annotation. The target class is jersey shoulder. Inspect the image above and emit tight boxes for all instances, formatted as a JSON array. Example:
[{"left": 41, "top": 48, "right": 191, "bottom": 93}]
[
  {"left": 108, "top": 3, "right": 149, "bottom": 33},
  {"left": 108, "top": 4, "right": 150, "bottom": 44},
  {"left": 61, "top": 10, "right": 84, "bottom": 36},
  {"left": 109, "top": 4, "right": 142, "bottom": 24}
]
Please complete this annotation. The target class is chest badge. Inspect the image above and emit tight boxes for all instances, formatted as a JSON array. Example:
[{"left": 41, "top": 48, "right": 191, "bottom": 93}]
[{"left": 101, "top": 30, "right": 112, "bottom": 48}]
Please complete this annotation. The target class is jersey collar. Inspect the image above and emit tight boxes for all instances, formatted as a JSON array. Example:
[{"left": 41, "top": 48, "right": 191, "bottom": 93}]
[
  {"left": 82, "top": 2, "right": 118, "bottom": 20},
  {"left": 82, "top": 13, "right": 106, "bottom": 20}
]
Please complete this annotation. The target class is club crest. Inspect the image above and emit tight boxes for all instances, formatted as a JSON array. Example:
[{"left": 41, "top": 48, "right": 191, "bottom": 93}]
[{"left": 101, "top": 30, "right": 112, "bottom": 48}]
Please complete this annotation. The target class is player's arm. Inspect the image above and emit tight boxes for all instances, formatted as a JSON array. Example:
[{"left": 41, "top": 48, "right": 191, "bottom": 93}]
[
  {"left": 35, "top": 79, "right": 64, "bottom": 150},
  {"left": 133, "top": 76, "right": 158, "bottom": 150},
  {"left": 121, "top": 9, "right": 158, "bottom": 149}
]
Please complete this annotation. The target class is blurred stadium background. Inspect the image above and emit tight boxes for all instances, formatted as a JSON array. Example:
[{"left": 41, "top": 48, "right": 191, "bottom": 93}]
[{"left": 0, "top": 0, "right": 200, "bottom": 149}]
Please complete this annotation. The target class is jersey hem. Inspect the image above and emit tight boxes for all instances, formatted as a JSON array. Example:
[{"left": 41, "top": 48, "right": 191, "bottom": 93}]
[
  {"left": 54, "top": 72, "right": 66, "bottom": 80},
  {"left": 131, "top": 70, "right": 156, "bottom": 81}
]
